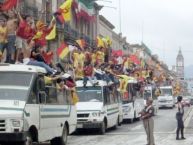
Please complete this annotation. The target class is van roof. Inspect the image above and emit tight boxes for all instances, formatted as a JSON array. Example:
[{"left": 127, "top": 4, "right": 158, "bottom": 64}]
[
  {"left": 0, "top": 64, "right": 46, "bottom": 74},
  {"left": 159, "top": 86, "right": 172, "bottom": 89},
  {"left": 76, "top": 80, "right": 108, "bottom": 87},
  {"left": 128, "top": 79, "right": 138, "bottom": 84}
]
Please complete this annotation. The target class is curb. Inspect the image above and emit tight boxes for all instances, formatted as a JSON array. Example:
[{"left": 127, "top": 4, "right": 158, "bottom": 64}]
[{"left": 184, "top": 106, "right": 193, "bottom": 122}]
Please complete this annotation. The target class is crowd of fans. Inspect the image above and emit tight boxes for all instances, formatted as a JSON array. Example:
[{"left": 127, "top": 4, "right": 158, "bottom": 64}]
[{"left": 0, "top": 9, "right": 163, "bottom": 99}]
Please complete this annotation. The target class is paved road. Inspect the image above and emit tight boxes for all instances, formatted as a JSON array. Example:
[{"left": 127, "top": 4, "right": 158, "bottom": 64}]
[
  {"left": 1, "top": 105, "right": 188, "bottom": 145},
  {"left": 40, "top": 106, "right": 193, "bottom": 145}
]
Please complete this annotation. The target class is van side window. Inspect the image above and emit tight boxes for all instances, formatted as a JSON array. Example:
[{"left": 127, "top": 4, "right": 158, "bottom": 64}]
[
  {"left": 45, "top": 86, "right": 58, "bottom": 104},
  {"left": 56, "top": 89, "right": 72, "bottom": 105},
  {"left": 103, "top": 87, "right": 110, "bottom": 104},
  {"left": 57, "top": 90, "right": 65, "bottom": 105},
  {"left": 64, "top": 90, "right": 73, "bottom": 105},
  {"left": 28, "top": 81, "right": 38, "bottom": 104}
]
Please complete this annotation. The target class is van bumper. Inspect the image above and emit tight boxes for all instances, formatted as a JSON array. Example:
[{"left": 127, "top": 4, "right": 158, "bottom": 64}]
[
  {"left": 158, "top": 103, "right": 173, "bottom": 108},
  {"left": 0, "top": 132, "right": 27, "bottom": 142},
  {"left": 77, "top": 122, "right": 102, "bottom": 129}
]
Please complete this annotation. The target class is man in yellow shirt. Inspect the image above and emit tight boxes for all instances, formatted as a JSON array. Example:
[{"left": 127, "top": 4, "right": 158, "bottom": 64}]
[
  {"left": 0, "top": 18, "right": 8, "bottom": 62},
  {"left": 73, "top": 49, "right": 85, "bottom": 68}
]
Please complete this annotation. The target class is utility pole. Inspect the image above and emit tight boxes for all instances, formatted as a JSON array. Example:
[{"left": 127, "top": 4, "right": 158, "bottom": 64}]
[{"left": 119, "top": 0, "right": 122, "bottom": 33}]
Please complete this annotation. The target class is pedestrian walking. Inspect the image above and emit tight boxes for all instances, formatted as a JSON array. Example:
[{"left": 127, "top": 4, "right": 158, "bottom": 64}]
[
  {"left": 176, "top": 96, "right": 186, "bottom": 140},
  {"left": 139, "top": 98, "right": 155, "bottom": 145}
]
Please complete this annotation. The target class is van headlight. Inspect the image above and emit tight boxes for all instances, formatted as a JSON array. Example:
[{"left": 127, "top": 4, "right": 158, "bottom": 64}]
[
  {"left": 92, "top": 112, "right": 100, "bottom": 117},
  {"left": 12, "top": 120, "right": 21, "bottom": 127}
]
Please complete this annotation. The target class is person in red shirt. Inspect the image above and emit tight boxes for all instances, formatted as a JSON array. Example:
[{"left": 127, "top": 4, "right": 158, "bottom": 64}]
[
  {"left": 16, "top": 11, "right": 35, "bottom": 63},
  {"left": 83, "top": 62, "right": 98, "bottom": 87}
]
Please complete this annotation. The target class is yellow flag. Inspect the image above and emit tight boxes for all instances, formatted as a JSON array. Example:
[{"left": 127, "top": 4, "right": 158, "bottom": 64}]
[
  {"left": 118, "top": 75, "right": 131, "bottom": 93},
  {"left": 96, "top": 36, "right": 104, "bottom": 48},
  {"left": 46, "top": 18, "right": 56, "bottom": 40},
  {"left": 32, "top": 31, "right": 43, "bottom": 40},
  {"left": 59, "top": 0, "right": 73, "bottom": 22}
]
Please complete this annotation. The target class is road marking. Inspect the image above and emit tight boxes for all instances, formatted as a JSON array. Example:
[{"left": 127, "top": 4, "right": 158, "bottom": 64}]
[{"left": 129, "top": 124, "right": 143, "bottom": 131}]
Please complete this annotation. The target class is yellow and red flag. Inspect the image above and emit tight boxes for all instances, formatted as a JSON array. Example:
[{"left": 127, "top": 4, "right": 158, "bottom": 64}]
[
  {"left": 46, "top": 18, "right": 56, "bottom": 40},
  {"left": 76, "top": 39, "right": 86, "bottom": 50},
  {"left": 54, "top": 0, "right": 73, "bottom": 24},
  {"left": 57, "top": 42, "right": 69, "bottom": 59}
]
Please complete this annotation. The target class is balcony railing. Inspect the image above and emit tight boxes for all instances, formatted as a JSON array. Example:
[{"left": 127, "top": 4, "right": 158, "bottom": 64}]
[{"left": 63, "top": 23, "right": 96, "bottom": 47}]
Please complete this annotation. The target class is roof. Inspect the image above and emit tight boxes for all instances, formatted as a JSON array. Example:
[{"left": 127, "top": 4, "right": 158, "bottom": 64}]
[
  {"left": 159, "top": 86, "right": 172, "bottom": 89},
  {"left": 99, "top": 15, "right": 115, "bottom": 29},
  {"left": 0, "top": 64, "right": 46, "bottom": 74},
  {"left": 128, "top": 78, "right": 138, "bottom": 84},
  {"left": 76, "top": 80, "right": 109, "bottom": 87}
]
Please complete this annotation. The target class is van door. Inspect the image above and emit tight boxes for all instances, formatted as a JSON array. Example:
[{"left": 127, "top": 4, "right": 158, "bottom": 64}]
[
  {"left": 106, "top": 86, "right": 119, "bottom": 127},
  {"left": 38, "top": 76, "right": 62, "bottom": 141},
  {"left": 24, "top": 77, "right": 40, "bottom": 131}
]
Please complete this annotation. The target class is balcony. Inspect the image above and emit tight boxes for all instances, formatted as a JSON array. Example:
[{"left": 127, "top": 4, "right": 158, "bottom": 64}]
[{"left": 63, "top": 23, "right": 95, "bottom": 47}]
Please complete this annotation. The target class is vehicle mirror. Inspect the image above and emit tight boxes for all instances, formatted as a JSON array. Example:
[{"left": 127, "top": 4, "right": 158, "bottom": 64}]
[{"left": 39, "top": 92, "right": 46, "bottom": 104}]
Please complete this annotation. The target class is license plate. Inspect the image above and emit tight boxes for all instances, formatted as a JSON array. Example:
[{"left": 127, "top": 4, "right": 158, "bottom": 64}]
[{"left": 77, "top": 124, "right": 83, "bottom": 128}]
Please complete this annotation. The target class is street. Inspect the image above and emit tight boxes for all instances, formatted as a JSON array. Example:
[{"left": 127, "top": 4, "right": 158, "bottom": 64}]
[{"left": 39, "top": 106, "right": 193, "bottom": 145}]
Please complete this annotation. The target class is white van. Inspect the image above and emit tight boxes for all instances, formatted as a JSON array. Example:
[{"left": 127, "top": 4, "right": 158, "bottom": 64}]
[
  {"left": 76, "top": 80, "right": 123, "bottom": 134},
  {"left": 0, "top": 64, "right": 77, "bottom": 145},
  {"left": 158, "top": 86, "right": 175, "bottom": 109},
  {"left": 122, "top": 78, "right": 142, "bottom": 123},
  {"left": 143, "top": 86, "right": 158, "bottom": 115}
]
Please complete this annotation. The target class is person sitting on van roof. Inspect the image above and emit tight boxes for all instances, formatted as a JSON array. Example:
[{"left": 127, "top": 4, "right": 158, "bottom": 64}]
[{"left": 83, "top": 62, "right": 98, "bottom": 87}]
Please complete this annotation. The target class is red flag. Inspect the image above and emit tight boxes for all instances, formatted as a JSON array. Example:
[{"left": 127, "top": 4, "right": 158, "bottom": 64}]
[
  {"left": 112, "top": 50, "right": 123, "bottom": 57},
  {"left": 42, "top": 51, "right": 54, "bottom": 65},
  {"left": 1, "top": 0, "right": 18, "bottom": 11},
  {"left": 130, "top": 55, "right": 140, "bottom": 65}
]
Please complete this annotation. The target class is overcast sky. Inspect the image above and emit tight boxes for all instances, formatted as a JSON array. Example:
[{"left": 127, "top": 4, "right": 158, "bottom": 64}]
[{"left": 97, "top": 0, "right": 193, "bottom": 68}]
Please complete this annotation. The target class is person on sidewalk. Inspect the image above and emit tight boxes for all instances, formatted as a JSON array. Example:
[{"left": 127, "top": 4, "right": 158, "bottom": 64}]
[
  {"left": 176, "top": 96, "right": 186, "bottom": 140},
  {"left": 139, "top": 98, "right": 155, "bottom": 145}
]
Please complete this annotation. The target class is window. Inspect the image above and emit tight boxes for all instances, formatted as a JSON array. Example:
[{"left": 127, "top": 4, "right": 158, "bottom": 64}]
[
  {"left": 28, "top": 80, "right": 38, "bottom": 104},
  {"left": 57, "top": 89, "right": 73, "bottom": 105},
  {"left": 103, "top": 87, "right": 110, "bottom": 105},
  {"left": 45, "top": 86, "right": 58, "bottom": 104}
]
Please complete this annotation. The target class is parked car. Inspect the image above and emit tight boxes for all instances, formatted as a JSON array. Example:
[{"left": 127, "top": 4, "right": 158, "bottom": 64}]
[
  {"left": 188, "top": 96, "right": 193, "bottom": 105},
  {"left": 181, "top": 97, "right": 191, "bottom": 107}
]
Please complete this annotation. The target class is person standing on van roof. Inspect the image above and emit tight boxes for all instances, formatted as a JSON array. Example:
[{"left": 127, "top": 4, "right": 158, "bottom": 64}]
[
  {"left": 0, "top": 17, "right": 8, "bottom": 63},
  {"left": 176, "top": 96, "right": 186, "bottom": 140},
  {"left": 139, "top": 98, "right": 155, "bottom": 145}
]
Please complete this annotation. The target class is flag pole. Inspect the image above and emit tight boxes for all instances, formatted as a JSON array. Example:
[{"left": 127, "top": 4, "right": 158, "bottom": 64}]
[{"left": 119, "top": 0, "right": 121, "bottom": 33}]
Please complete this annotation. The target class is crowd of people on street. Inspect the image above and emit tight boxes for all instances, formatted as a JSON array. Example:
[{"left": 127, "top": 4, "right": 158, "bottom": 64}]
[
  {"left": 0, "top": 6, "right": 188, "bottom": 145},
  {"left": 0, "top": 8, "right": 158, "bottom": 95}
]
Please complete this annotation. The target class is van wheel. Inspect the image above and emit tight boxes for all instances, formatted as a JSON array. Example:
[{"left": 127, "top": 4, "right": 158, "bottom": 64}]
[
  {"left": 51, "top": 125, "right": 68, "bottom": 145},
  {"left": 118, "top": 116, "right": 122, "bottom": 126},
  {"left": 99, "top": 121, "right": 106, "bottom": 135},
  {"left": 61, "top": 124, "right": 68, "bottom": 145},
  {"left": 21, "top": 134, "right": 33, "bottom": 145}
]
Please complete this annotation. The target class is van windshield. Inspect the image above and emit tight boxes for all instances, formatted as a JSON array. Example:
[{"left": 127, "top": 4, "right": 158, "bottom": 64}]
[
  {"left": 77, "top": 86, "right": 102, "bottom": 102},
  {"left": 143, "top": 90, "right": 152, "bottom": 100},
  {"left": 0, "top": 72, "right": 33, "bottom": 101},
  {"left": 160, "top": 88, "right": 172, "bottom": 96}
]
